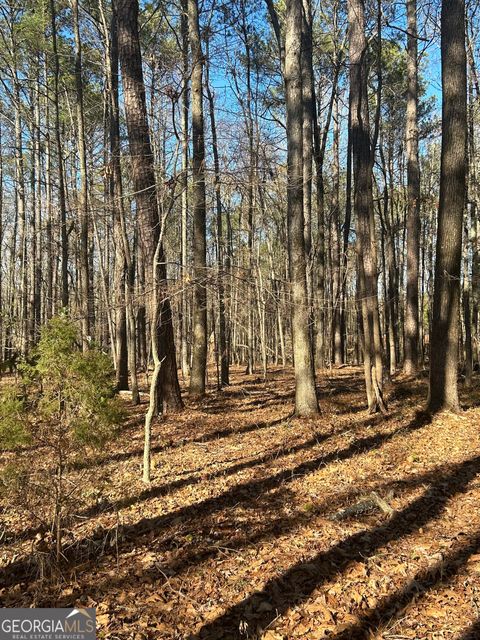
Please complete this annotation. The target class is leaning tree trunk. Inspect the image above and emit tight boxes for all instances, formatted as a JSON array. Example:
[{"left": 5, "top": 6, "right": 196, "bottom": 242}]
[
  {"left": 284, "top": 0, "right": 319, "bottom": 416},
  {"left": 427, "top": 0, "right": 467, "bottom": 413},
  {"left": 118, "top": 0, "right": 183, "bottom": 413}
]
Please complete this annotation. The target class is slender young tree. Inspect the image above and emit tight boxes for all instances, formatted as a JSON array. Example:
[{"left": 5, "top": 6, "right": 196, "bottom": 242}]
[
  {"left": 311, "top": 23, "right": 341, "bottom": 369},
  {"left": 238, "top": 0, "right": 256, "bottom": 376},
  {"left": 427, "top": 0, "right": 467, "bottom": 413}
]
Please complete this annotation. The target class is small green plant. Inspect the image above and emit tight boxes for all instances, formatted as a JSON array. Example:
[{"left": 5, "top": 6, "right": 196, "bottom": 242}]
[
  {"left": 0, "top": 316, "right": 124, "bottom": 564},
  {"left": 0, "top": 386, "right": 29, "bottom": 449}
]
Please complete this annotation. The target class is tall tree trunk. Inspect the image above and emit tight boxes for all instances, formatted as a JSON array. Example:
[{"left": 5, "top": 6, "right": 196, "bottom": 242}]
[
  {"left": 188, "top": 0, "right": 208, "bottom": 396},
  {"left": 0, "top": 117, "right": 3, "bottom": 360},
  {"left": 404, "top": 0, "right": 421, "bottom": 374},
  {"left": 50, "top": 0, "right": 69, "bottom": 309},
  {"left": 13, "top": 55, "right": 28, "bottom": 355},
  {"left": 238, "top": 0, "right": 256, "bottom": 375},
  {"left": 302, "top": 0, "right": 314, "bottom": 356},
  {"left": 341, "top": 96, "right": 353, "bottom": 363},
  {"left": 463, "top": 219, "right": 473, "bottom": 386},
  {"left": 72, "top": 0, "right": 91, "bottom": 347},
  {"left": 313, "top": 100, "right": 325, "bottom": 370},
  {"left": 284, "top": 0, "right": 319, "bottom": 416},
  {"left": 44, "top": 54, "right": 54, "bottom": 321},
  {"left": 348, "top": 0, "right": 386, "bottom": 413},
  {"left": 311, "top": 45, "right": 340, "bottom": 368},
  {"left": 29, "top": 60, "right": 42, "bottom": 345},
  {"left": 118, "top": 0, "right": 183, "bottom": 413},
  {"left": 205, "top": 38, "right": 229, "bottom": 387},
  {"left": 467, "top": 47, "right": 480, "bottom": 368},
  {"left": 101, "top": 0, "right": 132, "bottom": 394},
  {"left": 180, "top": 0, "right": 190, "bottom": 381},
  {"left": 331, "top": 33, "right": 342, "bottom": 365},
  {"left": 427, "top": 0, "right": 467, "bottom": 413},
  {"left": 379, "top": 156, "right": 397, "bottom": 377}
]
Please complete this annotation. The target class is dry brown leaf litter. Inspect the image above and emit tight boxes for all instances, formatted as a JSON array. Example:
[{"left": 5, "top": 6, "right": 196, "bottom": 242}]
[{"left": 1, "top": 367, "right": 479, "bottom": 640}]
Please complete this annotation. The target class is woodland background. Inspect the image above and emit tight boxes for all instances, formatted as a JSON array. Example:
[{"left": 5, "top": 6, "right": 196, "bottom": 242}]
[{"left": 1, "top": 0, "right": 480, "bottom": 638}]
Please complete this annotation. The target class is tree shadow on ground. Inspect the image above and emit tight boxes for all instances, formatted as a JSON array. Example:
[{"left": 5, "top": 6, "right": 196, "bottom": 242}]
[
  {"left": 3, "top": 403, "right": 396, "bottom": 546},
  {"left": 199, "top": 389, "right": 296, "bottom": 415},
  {"left": 200, "top": 370, "right": 365, "bottom": 415},
  {"left": 63, "top": 454, "right": 473, "bottom": 610},
  {"left": 69, "top": 415, "right": 290, "bottom": 473},
  {"left": 75, "top": 424, "right": 338, "bottom": 519},
  {"left": 0, "top": 416, "right": 288, "bottom": 550},
  {"left": 0, "top": 410, "right": 430, "bottom": 588},
  {"left": 457, "top": 617, "right": 480, "bottom": 639},
  {"left": 319, "top": 374, "right": 365, "bottom": 398},
  {"left": 190, "top": 452, "right": 480, "bottom": 639},
  {"left": 329, "top": 529, "right": 480, "bottom": 639}
]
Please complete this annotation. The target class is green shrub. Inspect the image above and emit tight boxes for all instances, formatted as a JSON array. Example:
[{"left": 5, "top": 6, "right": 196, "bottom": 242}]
[
  {"left": 0, "top": 316, "right": 125, "bottom": 562},
  {"left": 32, "top": 317, "right": 123, "bottom": 447},
  {"left": 0, "top": 386, "right": 29, "bottom": 449}
]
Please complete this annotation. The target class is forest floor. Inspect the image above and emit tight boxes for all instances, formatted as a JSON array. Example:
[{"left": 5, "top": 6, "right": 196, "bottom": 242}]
[{"left": 1, "top": 366, "right": 480, "bottom": 639}]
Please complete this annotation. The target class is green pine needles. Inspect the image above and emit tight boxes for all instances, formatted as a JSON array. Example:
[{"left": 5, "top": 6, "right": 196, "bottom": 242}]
[{"left": 0, "top": 315, "right": 124, "bottom": 564}]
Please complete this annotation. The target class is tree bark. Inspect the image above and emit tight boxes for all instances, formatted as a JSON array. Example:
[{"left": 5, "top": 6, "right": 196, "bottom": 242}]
[
  {"left": 348, "top": 0, "right": 386, "bottom": 413},
  {"left": 118, "top": 0, "right": 183, "bottom": 413},
  {"left": 180, "top": 0, "right": 190, "bottom": 381},
  {"left": 427, "top": 0, "right": 467, "bottom": 413},
  {"left": 72, "top": 0, "right": 91, "bottom": 348},
  {"left": 188, "top": 0, "right": 208, "bottom": 396},
  {"left": 100, "top": 0, "right": 135, "bottom": 395},
  {"left": 205, "top": 37, "right": 229, "bottom": 387},
  {"left": 50, "top": 0, "right": 69, "bottom": 310},
  {"left": 302, "top": 0, "right": 314, "bottom": 353},
  {"left": 285, "top": 0, "right": 319, "bottom": 416},
  {"left": 404, "top": 0, "right": 421, "bottom": 374}
]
